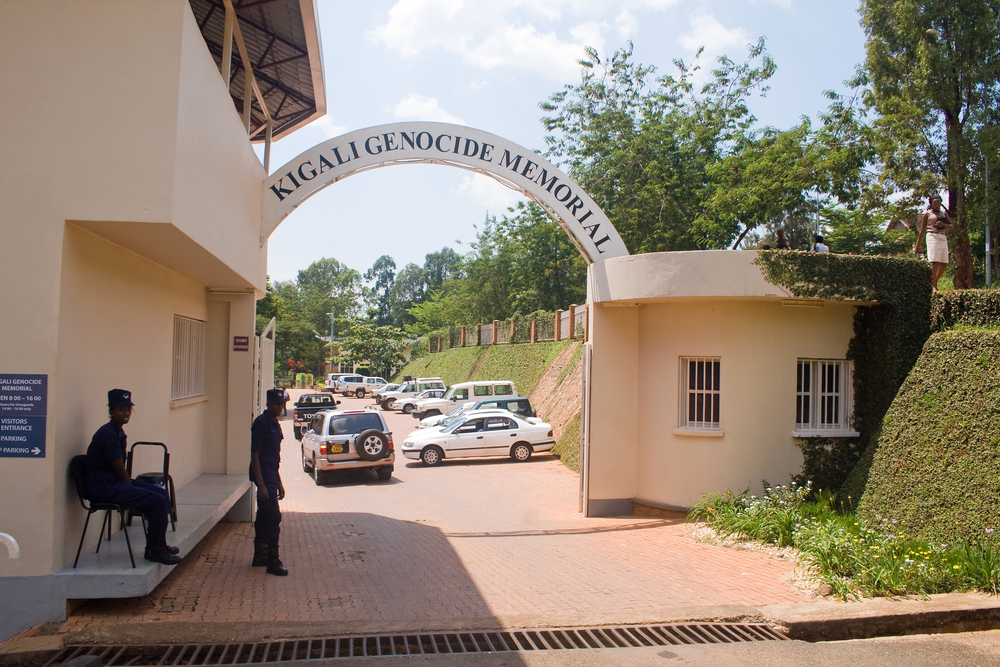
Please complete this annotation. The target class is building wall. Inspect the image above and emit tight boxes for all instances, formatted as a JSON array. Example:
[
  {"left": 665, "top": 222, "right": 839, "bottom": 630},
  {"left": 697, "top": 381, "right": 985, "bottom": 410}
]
[
  {"left": 634, "top": 300, "right": 857, "bottom": 508},
  {"left": 0, "top": 0, "right": 264, "bottom": 582},
  {"left": 54, "top": 226, "right": 213, "bottom": 566}
]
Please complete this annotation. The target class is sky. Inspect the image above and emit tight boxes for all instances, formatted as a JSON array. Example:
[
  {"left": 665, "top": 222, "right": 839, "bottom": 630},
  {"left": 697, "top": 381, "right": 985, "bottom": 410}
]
[{"left": 257, "top": 0, "right": 868, "bottom": 284}]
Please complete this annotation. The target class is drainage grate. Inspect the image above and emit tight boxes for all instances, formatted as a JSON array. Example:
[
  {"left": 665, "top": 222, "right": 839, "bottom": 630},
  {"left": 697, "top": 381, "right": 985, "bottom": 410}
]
[{"left": 43, "top": 624, "right": 786, "bottom": 664}]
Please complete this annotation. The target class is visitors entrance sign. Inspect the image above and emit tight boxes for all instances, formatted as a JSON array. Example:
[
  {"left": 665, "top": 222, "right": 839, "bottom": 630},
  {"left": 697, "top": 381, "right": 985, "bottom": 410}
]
[
  {"left": 0, "top": 374, "right": 46, "bottom": 458},
  {"left": 260, "top": 122, "right": 630, "bottom": 263}
]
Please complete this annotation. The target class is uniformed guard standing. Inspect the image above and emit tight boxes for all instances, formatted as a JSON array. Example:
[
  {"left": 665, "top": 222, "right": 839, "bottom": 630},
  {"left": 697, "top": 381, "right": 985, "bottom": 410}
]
[
  {"left": 85, "top": 389, "right": 181, "bottom": 565},
  {"left": 250, "top": 388, "right": 288, "bottom": 576}
]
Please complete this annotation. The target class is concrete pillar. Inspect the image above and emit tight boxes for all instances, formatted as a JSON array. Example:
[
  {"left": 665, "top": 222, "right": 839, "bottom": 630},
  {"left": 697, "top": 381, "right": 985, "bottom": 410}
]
[
  {"left": 492, "top": 320, "right": 499, "bottom": 345},
  {"left": 461, "top": 326, "right": 466, "bottom": 347},
  {"left": 510, "top": 317, "right": 516, "bottom": 342},
  {"left": 476, "top": 324, "right": 482, "bottom": 346},
  {"left": 530, "top": 317, "right": 537, "bottom": 343},
  {"left": 554, "top": 310, "right": 562, "bottom": 341},
  {"left": 568, "top": 304, "right": 578, "bottom": 339}
]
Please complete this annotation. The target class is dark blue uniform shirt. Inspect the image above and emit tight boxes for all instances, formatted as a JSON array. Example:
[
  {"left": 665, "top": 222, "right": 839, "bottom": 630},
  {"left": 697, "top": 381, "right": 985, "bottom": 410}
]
[
  {"left": 86, "top": 420, "right": 127, "bottom": 486},
  {"left": 249, "top": 411, "right": 283, "bottom": 485}
]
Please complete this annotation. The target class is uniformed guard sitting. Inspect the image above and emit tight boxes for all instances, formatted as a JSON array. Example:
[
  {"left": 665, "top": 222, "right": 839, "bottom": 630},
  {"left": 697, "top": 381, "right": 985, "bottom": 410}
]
[
  {"left": 250, "top": 388, "right": 288, "bottom": 576},
  {"left": 85, "top": 389, "right": 181, "bottom": 565}
]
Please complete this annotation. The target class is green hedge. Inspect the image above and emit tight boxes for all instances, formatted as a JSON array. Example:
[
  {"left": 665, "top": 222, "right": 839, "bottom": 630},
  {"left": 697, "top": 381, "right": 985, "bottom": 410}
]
[
  {"left": 393, "top": 340, "right": 574, "bottom": 396},
  {"left": 858, "top": 329, "right": 1000, "bottom": 544},
  {"left": 931, "top": 289, "right": 1000, "bottom": 331}
]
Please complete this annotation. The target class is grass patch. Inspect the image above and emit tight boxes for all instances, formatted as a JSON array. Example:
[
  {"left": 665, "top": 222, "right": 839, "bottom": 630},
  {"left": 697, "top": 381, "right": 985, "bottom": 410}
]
[
  {"left": 551, "top": 410, "right": 582, "bottom": 472},
  {"left": 691, "top": 482, "right": 1000, "bottom": 599}
]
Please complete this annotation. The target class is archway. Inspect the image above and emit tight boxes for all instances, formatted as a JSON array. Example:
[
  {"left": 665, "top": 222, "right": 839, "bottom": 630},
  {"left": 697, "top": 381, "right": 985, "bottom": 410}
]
[{"left": 261, "top": 122, "right": 629, "bottom": 263}]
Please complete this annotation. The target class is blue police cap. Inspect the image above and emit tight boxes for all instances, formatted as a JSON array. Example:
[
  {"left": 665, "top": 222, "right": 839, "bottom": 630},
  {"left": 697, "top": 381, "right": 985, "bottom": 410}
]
[
  {"left": 108, "top": 388, "right": 135, "bottom": 407},
  {"left": 266, "top": 389, "right": 284, "bottom": 404}
]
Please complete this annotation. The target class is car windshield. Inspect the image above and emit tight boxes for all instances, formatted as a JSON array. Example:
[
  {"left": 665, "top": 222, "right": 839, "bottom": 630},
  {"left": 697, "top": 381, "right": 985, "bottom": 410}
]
[
  {"left": 382, "top": 384, "right": 399, "bottom": 392},
  {"left": 299, "top": 394, "right": 334, "bottom": 405},
  {"left": 328, "top": 413, "right": 384, "bottom": 435}
]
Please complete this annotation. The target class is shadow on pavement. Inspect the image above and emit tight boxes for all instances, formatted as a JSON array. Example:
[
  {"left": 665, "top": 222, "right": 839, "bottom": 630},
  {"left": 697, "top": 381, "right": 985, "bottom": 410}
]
[{"left": 62, "top": 511, "right": 530, "bottom": 662}]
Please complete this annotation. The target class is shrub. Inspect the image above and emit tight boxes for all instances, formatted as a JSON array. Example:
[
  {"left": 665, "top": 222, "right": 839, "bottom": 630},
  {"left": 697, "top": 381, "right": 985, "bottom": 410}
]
[{"left": 857, "top": 328, "right": 1000, "bottom": 545}]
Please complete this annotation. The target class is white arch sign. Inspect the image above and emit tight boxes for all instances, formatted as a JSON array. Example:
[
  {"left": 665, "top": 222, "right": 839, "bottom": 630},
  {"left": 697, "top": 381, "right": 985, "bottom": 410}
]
[{"left": 261, "top": 122, "right": 629, "bottom": 263}]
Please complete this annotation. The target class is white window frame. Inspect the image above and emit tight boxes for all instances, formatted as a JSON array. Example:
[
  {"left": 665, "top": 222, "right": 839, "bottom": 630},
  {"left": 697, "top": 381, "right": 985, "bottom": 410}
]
[
  {"left": 793, "top": 359, "right": 858, "bottom": 437},
  {"left": 171, "top": 315, "right": 205, "bottom": 401},
  {"left": 677, "top": 357, "right": 721, "bottom": 432}
]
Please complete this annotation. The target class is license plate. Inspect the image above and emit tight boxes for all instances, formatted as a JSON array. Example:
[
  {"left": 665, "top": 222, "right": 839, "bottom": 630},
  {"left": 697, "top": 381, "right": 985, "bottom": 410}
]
[{"left": 328, "top": 443, "right": 343, "bottom": 454}]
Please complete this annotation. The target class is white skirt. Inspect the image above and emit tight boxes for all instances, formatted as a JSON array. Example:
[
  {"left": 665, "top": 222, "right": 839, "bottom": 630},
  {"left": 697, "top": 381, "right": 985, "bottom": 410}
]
[{"left": 927, "top": 233, "right": 949, "bottom": 264}]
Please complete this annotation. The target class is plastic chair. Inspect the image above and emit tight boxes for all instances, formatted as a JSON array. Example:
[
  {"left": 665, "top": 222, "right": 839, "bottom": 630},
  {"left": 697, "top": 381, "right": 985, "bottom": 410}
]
[
  {"left": 126, "top": 442, "right": 177, "bottom": 530},
  {"left": 70, "top": 455, "right": 141, "bottom": 568}
]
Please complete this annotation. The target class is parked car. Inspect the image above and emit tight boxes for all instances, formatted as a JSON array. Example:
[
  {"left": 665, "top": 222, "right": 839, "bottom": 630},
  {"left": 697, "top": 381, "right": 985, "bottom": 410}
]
[
  {"left": 324, "top": 373, "right": 352, "bottom": 392},
  {"left": 373, "top": 383, "right": 400, "bottom": 405},
  {"left": 401, "top": 410, "right": 554, "bottom": 466},
  {"left": 408, "top": 380, "right": 517, "bottom": 418},
  {"left": 300, "top": 407, "right": 395, "bottom": 484},
  {"left": 292, "top": 393, "right": 340, "bottom": 439},
  {"left": 380, "top": 377, "right": 446, "bottom": 410},
  {"left": 395, "top": 388, "right": 447, "bottom": 415},
  {"left": 416, "top": 401, "right": 477, "bottom": 429},
  {"left": 334, "top": 375, "right": 387, "bottom": 397}
]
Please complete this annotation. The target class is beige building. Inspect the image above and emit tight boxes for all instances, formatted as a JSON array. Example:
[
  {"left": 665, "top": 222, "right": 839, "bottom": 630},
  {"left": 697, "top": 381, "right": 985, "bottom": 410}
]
[
  {"left": 582, "top": 251, "right": 860, "bottom": 516},
  {"left": 0, "top": 0, "right": 323, "bottom": 641}
]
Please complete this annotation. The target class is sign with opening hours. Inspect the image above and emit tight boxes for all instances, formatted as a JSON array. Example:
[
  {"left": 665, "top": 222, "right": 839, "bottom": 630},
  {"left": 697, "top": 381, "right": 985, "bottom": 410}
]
[{"left": 0, "top": 374, "right": 46, "bottom": 457}]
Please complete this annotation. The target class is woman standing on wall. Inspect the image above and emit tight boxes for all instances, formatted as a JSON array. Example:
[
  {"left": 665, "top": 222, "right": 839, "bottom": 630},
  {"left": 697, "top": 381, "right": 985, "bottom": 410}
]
[{"left": 914, "top": 194, "right": 954, "bottom": 292}]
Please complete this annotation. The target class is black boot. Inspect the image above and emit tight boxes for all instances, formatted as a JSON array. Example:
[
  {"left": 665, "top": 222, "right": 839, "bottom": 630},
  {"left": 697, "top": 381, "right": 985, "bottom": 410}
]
[
  {"left": 266, "top": 545, "right": 288, "bottom": 576},
  {"left": 144, "top": 544, "right": 182, "bottom": 565},
  {"left": 252, "top": 539, "right": 268, "bottom": 567}
]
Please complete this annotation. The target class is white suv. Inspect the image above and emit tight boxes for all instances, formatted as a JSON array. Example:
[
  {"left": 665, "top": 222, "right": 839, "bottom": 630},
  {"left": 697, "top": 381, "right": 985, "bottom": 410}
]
[
  {"left": 380, "top": 378, "right": 446, "bottom": 410},
  {"left": 335, "top": 375, "right": 387, "bottom": 397},
  {"left": 300, "top": 407, "right": 394, "bottom": 484},
  {"left": 410, "top": 380, "right": 517, "bottom": 418},
  {"left": 324, "top": 373, "right": 352, "bottom": 392}
]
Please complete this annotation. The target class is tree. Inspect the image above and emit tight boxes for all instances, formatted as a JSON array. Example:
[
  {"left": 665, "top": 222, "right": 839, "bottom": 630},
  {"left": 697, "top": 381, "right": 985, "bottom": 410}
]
[
  {"left": 364, "top": 255, "right": 396, "bottom": 325},
  {"left": 541, "top": 41, "right": 777, "bottom": 251},
  {"left": 388, "top": 262, "right": 427, "bottom": 328},
  {"left": 422, "top": 247, "right": 463, "bottom": 292},
  {"left": 337, "top": 320, "right": 406, "bottom": 378},
  {"left": 861, "top": 0, "right": 1000, "bottom": 288}
]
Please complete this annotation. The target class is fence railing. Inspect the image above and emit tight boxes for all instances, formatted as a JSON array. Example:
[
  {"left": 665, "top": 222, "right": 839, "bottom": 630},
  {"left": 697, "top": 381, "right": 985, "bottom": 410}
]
[{"left": 415, "top": 304, "right": 588, "bottom": 358}]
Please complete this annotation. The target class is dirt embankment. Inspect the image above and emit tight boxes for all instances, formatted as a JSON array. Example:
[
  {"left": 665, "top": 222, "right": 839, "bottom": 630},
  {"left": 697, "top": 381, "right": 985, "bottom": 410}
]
[{"left": 529, "top": 341, "right": 582, "bottom": 445}]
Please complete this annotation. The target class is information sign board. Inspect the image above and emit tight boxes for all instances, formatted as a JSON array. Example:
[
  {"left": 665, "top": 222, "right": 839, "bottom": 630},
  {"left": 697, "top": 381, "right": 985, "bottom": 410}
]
[{"left": 0, "top": 374, "right": 47, "bottom": 457}]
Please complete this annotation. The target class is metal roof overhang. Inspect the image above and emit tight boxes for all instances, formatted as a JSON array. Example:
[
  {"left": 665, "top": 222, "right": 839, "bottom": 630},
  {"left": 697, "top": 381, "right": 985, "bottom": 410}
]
[{"left": 189, "top": 0, "right": 326, "bottom": 142}]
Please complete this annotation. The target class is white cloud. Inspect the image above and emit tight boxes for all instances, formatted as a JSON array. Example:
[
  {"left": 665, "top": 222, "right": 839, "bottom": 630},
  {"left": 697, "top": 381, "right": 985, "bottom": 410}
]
[
  {"left": 393, "top": 94, "right": 466, "bottom": 124},
  {"left": 679, "top": 13, "right": 751, "bottom": 54},
  {"left": 370, "top": 0, "right": 683, "bottom": 81},
  {"left": 305, "top": 115, "right": 348, "bottom": 139},
  {"left": 455, "top": 173, "right": 525, "bottom": 212},
  {"left": 615, "top": 10, "right": 638, "bottom": 38}
]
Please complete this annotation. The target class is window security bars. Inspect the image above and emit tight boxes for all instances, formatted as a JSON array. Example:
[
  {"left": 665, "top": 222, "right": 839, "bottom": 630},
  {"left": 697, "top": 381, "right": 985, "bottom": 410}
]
[
  {"left": 796, "top": 360, "right": 853, "bottom": 432},
  {"left": 171, "top": 316, "right": 205, "bottom": 401},
  {"left": 680, "top": 357, "right": 720, "bottom": 430}
]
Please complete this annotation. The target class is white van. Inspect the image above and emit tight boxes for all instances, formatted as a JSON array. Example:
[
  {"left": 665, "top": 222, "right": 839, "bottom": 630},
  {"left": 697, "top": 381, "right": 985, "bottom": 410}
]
[{"left": 408, "top": 380, "right": 517, "bottom": 417}]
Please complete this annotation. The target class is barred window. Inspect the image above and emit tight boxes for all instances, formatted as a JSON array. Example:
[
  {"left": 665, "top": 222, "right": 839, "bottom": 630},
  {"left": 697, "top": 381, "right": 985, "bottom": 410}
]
[
  {"left": 796, "top": 359, "right": 853, "bottom": 433},
  {"left": 679, "top": 357, "right": 721, "bottom": 430},
  {"left": 171, "top": 315, "right": 205, "bottom": 400}
]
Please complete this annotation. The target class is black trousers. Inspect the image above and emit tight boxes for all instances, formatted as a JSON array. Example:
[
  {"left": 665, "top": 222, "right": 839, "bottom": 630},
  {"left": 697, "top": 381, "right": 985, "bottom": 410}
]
[
  {"left": 254, "top": 483, "right": 281, "bottom": 545},
  {"left": 90, "top": 478, "right": 170, "bottom": 549}
]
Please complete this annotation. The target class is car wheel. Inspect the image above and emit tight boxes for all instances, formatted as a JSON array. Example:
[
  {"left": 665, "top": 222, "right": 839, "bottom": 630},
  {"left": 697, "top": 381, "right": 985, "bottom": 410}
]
[
  {"left": 355, "top": 429, "right": 389, "bottom": 462},
  {"left": 381, "top": 400, "right": 394, "bottom": 411},
  {"left": 510, "top": 442, "right": 533, "bottom": 462},
  {"left": 402, "top": 403, "right": 413, "bottom": 414},
  {"left": 355, "top": 388, "right": 365, "bottom": 398},
  {"left": 424, "top": 409, "right": 441, "bottom": 417},
  {"left": 301, "top": 447, "right": 311, "bottom": 472},
  {"left": 376, "top": 466, "right": 393, "bottom": 481},
  {"left": 293, "top": 426, "right": 302, "bottom": 440},
  {"left": 421, "top": 446, "right": 444, "bottom": 467},
  {"left": 312, "top": 456, "right": 326, "bottom": 486}
]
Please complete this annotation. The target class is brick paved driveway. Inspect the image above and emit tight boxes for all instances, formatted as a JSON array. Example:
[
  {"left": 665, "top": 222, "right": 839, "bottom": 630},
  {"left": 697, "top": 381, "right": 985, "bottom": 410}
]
[{"left": 62, "top": 391, "right": 809, "bottom": 638}]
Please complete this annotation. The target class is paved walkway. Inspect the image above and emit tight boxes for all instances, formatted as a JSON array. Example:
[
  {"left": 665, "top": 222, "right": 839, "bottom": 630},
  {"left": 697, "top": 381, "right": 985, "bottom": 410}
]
[{"left": 61, "top": 392, "right": 808, "bottom": 638}]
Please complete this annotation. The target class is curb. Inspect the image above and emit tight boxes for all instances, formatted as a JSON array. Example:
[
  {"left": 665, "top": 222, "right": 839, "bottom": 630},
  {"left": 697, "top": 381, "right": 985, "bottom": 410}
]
[{"left": 761, "top": 592, "right": 1000, "bottom": 642}]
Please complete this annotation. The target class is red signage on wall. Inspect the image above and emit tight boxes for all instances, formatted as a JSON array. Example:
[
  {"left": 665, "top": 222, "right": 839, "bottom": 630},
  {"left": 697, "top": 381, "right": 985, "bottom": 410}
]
[{"left": 233, "top": 336, "right": 250, "bottom": 351}]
